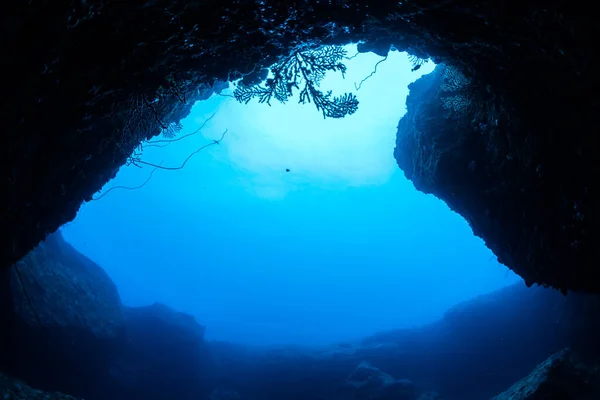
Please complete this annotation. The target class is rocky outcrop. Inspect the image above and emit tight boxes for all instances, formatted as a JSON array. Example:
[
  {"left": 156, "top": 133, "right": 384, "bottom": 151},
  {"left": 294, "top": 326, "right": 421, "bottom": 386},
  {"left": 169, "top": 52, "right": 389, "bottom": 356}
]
[
  {"left": 492, "top": 348, "right": 600, "bottom": 400},
  {"left": 2, "top": 1, "right": 598, "bottom": 293},
  {"left": 0, "top": 373, "right": 81, "bottom": 400},
  {"left": 200, "top": 283, "right": 597, "bottom": 400},
  {"left": 107, "top": 303, "right": 211, "bottom": 400},
  {"left": 10, "top": 231, "right": 123, "bottom": 337},
  {"left": 0, "top": 231, "right": 125, "bottom": 397},
  {"left": 361, "top": 285, "right": 600, "bottom": 400},
  {"left": 395, "top": 63, "right": 593, "bottom": 293},
  {"left": 1, "top": 233, "right": 212, "bottom": 400},
  {"left": 345, "top": 361, "right": 415, "bottom": 400},
  {"left": 1, "top": 233, "right": 599, "bottom": 400}
]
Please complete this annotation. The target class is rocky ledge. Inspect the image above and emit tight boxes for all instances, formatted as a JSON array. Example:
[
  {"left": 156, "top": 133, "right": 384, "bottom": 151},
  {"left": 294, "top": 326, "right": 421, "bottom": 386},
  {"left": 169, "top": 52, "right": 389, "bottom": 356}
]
[
  {"left": 492, "top": 348, "right": 600, "bottom": 399},
  {"left": 0, "top": 373, "right": 80, "bottom": 400},
  {"left": 1, "top": 1, "right": 597, "bottom": 292}
]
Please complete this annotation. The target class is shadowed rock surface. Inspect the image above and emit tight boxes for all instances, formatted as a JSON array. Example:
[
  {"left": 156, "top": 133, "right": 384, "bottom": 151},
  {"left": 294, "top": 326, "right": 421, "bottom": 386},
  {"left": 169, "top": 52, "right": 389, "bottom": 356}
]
[
  {"left": 106, "top": 303, "right": 212, "bottom": 400},
  {"left": 1, "top": 0, "right": 597, "bottom": 293},
  {"left": 0, "top": 232, "right": 124, "bottom": 397},
  {"left": 0, "top": 373, "right": 81, "bottom": 400},
  {"left": 11, "top": 231, "right": 123, "bottom": 338},
  {"left": 344, "top": 361, "right": 415, "bottom": 400},
  {"left": 1, "top": 236, "right": 600, "bottom": 399},
  {"left": 492, "top": 348, "right": 600, "bottom": 400},
  {"left": 394, "top": 64, "right": 593, "bottom": 292},
  {"left": 0, "top": 233, "right": 211, "bottom": 400},
  {"left": 203, "top": 283, "right": 600, "bottom": 400}
]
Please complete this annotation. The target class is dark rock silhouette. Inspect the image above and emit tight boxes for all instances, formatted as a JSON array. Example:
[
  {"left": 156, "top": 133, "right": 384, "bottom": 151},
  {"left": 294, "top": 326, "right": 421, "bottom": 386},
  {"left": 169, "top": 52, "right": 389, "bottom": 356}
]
[
  {"left": 2, "top": 233, "right": 600, "bottom": 400},
  {"left": 0, "top": 231, "right": 124, "bottom": 397},
  {"left": 10, "top": 231, "right": 123, "bottom": 338},
  {"left": 106, "top": 303, "right": 211, "bottom": 400},
  {"left": 0, "top": 233, "right": 211, "bottom": 400},
  {"left": 1, "top": 1, "right": 597, "bottom": 293},
  {"left": 492, "top": 348, "right": 600, "bottom": 399},
  {"left": 0, "top": 373, "right": 81, "bottom": 399},
  {"left": 192, "top": 284, "right": 598, "bottom": 400},
  {"left": 394, "top": 64, "right": 592, "bottom": 293},
  {"left": 345, "top": 361, "right": 415, "bottom": 400}
]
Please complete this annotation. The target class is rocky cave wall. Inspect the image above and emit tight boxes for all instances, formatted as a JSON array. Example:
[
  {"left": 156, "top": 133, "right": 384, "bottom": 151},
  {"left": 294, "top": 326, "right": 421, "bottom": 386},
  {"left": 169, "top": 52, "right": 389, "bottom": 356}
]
[
  {"left": 2, "top": 1, "right": 597, "bottom": 291},
  {"left": 394, "top": 62, "right": 594, "bottom": 292},
  {"left": 3, "top": 232, "right": 600, "bottom": 400},
  {"left": 0, "top": 232, "right": 213, "bottom": 399}
]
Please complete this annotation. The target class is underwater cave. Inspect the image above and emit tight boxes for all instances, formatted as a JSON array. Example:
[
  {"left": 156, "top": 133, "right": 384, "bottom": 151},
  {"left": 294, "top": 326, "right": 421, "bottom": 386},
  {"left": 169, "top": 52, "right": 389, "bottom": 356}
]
[
  {"left": 1, "top": 1, "right": 598, "bottom": 400},
  {"left": 59, "top": 47, "right": 520, "bottom": 346}
]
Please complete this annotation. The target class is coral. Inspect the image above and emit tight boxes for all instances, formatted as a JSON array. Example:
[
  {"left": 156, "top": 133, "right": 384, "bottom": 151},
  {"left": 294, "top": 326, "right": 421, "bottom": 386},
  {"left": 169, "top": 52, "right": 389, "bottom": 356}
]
[{"left": 234, "top": 45, "right": 359, "bottom": 118}]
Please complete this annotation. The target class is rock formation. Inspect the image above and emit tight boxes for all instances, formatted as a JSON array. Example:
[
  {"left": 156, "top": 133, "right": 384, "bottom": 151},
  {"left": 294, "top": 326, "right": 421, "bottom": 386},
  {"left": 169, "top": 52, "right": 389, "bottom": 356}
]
[
  {"left": 108, "top": 303, "right": 211, "bottom": 400},
  {"left": 2, "top": 0, "right": 597, "bottom": 292},
  {"left": 0, "top": 233, "right": 211, "bottom": 400},
  {"left": 1, "top": 234, "right": 600, "bottom": 399},
  {"left": 345, "top": 361, "right": 415, "bottom": 400},
  {"left": 394, "top": 63, "right": 592, "bottom": 292},
  {"left": 492, "top": 348, "right": 600, "bottom": 400},
  {"left": 0, "top": 373, "right": 81, "bottom": 400},
  {"left": 0, "top": 231, "right": 124, "bottom": 396}
]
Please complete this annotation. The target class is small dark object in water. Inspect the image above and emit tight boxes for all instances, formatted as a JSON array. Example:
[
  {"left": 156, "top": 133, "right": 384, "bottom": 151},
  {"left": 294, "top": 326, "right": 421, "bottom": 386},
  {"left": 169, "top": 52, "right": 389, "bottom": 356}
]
[{"left": 285, "top": 168, "right": 290, "bottom": 172}]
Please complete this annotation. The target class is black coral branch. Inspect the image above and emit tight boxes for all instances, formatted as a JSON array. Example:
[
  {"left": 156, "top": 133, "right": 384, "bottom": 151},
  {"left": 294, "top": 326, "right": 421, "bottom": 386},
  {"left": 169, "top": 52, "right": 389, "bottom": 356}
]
[{"left": 234, "top": 45, "right": 359, "bottom": 119}]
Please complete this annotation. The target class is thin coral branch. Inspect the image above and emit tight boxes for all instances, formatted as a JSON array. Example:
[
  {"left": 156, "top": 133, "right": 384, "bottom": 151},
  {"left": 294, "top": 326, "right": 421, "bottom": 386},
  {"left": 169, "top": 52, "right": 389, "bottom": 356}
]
[
  {"left": 354, "top": 54, "right": 388, "bottom": 90},
  {"left": 234, "top": 45, "right": 358, "bottom": 118},
  {"left": 408, "top": 54, "right": 427, "bottom": 71},
  {"left": 345, "top": 51, "right": 360, "bottom": 60},
  {"left": 146, "top": 113, "right": 216, "bottom": 147},
  {"left": 135, "top": 129, "right": 227, "bottom": 170},
  {"left": 93, "top": 129, "right": 228, "bottom": 200},
  {"left": 91, "top": 161, "right": 164, "bottom": 201}
]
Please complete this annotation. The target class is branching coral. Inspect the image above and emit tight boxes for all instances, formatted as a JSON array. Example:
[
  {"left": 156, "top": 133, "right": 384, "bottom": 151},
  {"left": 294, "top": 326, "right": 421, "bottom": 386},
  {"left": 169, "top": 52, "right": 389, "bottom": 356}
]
[
  {"left": 408, "top": 54, "right": 427, "bottom": 71},
  {"left": 439, "top": 64, "right": 499, "bottom": 130},
  {"left": 160, "top": 121, "right": 183, "bottom": 139},
  {"left": 440, "top": 64, "right": 474, "bottom": 116},
  {"left": 92, "top": 114, "right": 225, "bottom": 201},
  {"left": 234, "top": 45, "right": 359, "bottom": 119}
]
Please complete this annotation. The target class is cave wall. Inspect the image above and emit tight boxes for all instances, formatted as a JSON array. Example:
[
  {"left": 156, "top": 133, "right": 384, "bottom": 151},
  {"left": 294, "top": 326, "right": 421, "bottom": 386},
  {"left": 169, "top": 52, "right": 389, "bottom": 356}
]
[
  {"left": 1, "top": 0, "right": 385, "bottom": 270},
  {"left": 0, "top": 232, "right": 212, "bottom": 400},
  {"left": 394, "top": 62, "right": 594, "bottom": 292},
  {"left": 204, "top": 283, "right": 600, "bottom": 400},
  {"left": 2, "top": 231, "right": 600, "bottom": 400},
  {"left": 0, "top": 231, "right": 125, "bottom": 397},
  {"left": 2, "top": 1, "right": 597, "bottom": 291}
]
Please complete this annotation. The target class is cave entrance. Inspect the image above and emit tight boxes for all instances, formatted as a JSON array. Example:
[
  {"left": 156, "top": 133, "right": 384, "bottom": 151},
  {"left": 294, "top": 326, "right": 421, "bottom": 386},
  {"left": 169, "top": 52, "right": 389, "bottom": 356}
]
[{"left": 60, "top": 44, "right": 517, "bottom": 346}]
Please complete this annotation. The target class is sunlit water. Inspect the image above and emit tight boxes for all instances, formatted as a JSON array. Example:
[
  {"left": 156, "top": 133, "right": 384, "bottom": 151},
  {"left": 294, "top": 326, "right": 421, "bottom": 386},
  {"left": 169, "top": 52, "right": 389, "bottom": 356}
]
[{"left": 61, "top": 44, "right": 519, "bottom": 346}]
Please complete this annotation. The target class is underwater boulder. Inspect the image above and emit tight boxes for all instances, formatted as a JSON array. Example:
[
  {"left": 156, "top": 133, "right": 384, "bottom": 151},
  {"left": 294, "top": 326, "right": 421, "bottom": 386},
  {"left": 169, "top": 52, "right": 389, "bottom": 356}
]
[
  {"left": 491, "top": 348, "right": 600, "bottom": 400},
  {"left": 394, "top": 60, "right": 593, "bottom": 293},
  {"left": 0, "top": 231, "right": 124, "bottom": 397},
  {"left": 360, "top": 282, "right": 583, "bottom": 400},
  {"left": 346, "top": 361, "right": 415, "bottom": 400},
  {"left": 107, "top": 303, "right": 211, "bottom": 400},
  {"left": 209, "top": 387, "right": 242, "bottom": 400},
  {"left": 9, "top": 231, "right": 123, "bottom": 338},
  {"left": 198, "top": 282, "right": 598, "bottom": 400},
  {"left": 0, "top": 373, "right": 81, "bottom": 399}
]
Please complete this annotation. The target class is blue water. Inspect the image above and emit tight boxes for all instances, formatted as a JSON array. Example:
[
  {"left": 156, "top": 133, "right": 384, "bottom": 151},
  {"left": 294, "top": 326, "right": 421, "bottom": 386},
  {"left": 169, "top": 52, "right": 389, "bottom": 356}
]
[{"left": 61, "top": 45, "right": 518, "bottom": 346}]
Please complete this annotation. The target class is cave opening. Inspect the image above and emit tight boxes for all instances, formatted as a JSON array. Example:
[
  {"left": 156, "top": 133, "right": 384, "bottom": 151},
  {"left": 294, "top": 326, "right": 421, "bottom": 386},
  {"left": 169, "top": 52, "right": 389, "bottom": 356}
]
[
  {"left": 2, "top": 1, "right": 598, "bottom": 398},
  {"left": 58, "top": 44, "right": 519, "bottom": 346}
]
